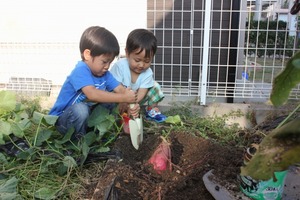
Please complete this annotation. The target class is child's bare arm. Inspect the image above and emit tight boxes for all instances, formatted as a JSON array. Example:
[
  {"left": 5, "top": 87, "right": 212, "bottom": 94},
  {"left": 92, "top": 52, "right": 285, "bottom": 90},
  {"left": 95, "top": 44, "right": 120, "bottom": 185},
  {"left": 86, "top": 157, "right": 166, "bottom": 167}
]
[
  {"left": 136, "top": 88, "right": 148, "bottom": 103},
  {"left": 82, "top": 85, "right": 136, "bottom": 103}
]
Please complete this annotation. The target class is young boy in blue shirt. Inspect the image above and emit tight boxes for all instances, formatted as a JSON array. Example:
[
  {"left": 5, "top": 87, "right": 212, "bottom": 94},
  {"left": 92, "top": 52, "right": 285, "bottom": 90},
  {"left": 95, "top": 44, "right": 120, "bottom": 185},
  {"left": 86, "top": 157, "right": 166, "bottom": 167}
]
[
  {"left": 49, "top": 26, "right": 139, "bottom": 139},
  {"left": 109, "top": 28, "right": 166, "bottom": 126}
]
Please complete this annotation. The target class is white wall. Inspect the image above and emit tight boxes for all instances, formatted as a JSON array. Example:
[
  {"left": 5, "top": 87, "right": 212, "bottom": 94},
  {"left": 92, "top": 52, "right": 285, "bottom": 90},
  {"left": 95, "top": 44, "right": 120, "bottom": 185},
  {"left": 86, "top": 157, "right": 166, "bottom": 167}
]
[
  {"left": 0, "top": 0, "right": 147, "bottom": 84},
  {"left": 0, "top": 0, "right": 147, "bottom": 43}
]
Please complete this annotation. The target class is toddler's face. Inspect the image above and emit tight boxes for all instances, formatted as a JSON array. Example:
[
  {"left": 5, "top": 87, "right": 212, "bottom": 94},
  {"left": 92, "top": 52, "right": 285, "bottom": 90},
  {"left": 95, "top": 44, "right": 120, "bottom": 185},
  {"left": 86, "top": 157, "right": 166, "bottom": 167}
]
[
  {"left": 127, "top": 49, "right": 152, "bottom": 74},
  {"left": 86, "top": 53, "right": 115, "bottom": 77}
]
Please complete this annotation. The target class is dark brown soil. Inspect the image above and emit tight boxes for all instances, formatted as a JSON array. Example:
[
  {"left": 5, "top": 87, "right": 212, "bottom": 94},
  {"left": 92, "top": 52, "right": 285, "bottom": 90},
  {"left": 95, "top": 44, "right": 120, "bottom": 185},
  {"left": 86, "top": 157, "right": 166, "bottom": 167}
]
[
  {"left": 84, "top": 129, "right": 249, "bottom": 200},
  {"left": 77, "top": 104, "right": 298, "bottom": 200},
  {"left": 80, "top": 109, "right": 294, "bottom": 200}
]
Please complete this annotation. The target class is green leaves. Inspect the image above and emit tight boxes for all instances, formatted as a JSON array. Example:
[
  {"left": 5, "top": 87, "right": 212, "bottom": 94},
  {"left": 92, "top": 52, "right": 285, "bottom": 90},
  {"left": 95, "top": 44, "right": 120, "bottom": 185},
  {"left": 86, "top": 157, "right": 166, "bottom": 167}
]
[
  {"left": 32, "top": 111, "right": 58, "bottom": 126},
  {"left": 0, "top": 121, "right": 11, "bottom": 144},
  {"left": 0, "top": 91, "right": 16, "bottom": 116},
  {"left": 0, "top": 152, "right": 8, "bottom": 164},
  {"left": 240, "top": 118, "right": 300, "bottom": 180},
  {"left": 0, "top": 177, "right": 20, "bottom": 200},
  {"left": 35, "top": 129, "right": 52, "bottom": 147},
  {"left": 10, "top": 118, "right": 31, "bottom": 138},
  {"left": 63, "top": 156, "right": 77, "bottom": 168},
  {"left": 88, "top": 105, "right": 110, "bottom": 127},
  {"left": 0, "top": 91, "right": 18, "bottom": 144},
  {"left": 0, "top": 92, "right": 48, "bottom": 144},
  {"left": 0, "top": 92, "right": 123, "bottom": 199},
  {"left": 270, "top": 51, "right": 300, "bottom": 106},
  {"left": 34, "top": 187, "right": 58, "bottom": 200},
  {"left": 88, "top": 105, "right": 114, "bottom": 135},
  {"left": 54, "top": 127, "right": 74, "bottom": 145},
  {"left": 165, "top": 115, "right": 182, "bottom": 125},
  {"left": 272, "top": 118, "right": 300, "bottom": 139}
]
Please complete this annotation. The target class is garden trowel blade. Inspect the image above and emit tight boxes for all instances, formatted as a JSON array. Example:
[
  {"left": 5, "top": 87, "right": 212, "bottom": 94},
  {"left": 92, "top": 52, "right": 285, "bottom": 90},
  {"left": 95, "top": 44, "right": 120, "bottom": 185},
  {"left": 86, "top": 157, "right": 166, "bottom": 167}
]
[
  {"left": 129, "top": 118, "right": 140, "bottom": 150},
  {"left": 136, "top": 114, "right": 143, "bottom": 143}
]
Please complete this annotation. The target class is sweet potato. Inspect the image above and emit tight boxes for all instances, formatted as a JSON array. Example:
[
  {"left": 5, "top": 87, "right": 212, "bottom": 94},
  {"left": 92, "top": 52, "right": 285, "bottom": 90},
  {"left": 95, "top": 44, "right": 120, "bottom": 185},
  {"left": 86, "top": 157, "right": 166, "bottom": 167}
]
[
  {"left": 148, "top": 137, "right": 172, "bottom": 174},
  {"left": 121, "top": 113, "right": 130, "bottom": 134}
]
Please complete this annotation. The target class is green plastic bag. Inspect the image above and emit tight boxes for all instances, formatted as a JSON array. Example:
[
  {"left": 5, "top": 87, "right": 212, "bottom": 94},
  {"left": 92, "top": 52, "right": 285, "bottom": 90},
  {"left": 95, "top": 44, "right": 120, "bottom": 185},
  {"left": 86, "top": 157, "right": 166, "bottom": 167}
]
[{"left": 239, "top": 170, "right": 288, "bottom": 200}]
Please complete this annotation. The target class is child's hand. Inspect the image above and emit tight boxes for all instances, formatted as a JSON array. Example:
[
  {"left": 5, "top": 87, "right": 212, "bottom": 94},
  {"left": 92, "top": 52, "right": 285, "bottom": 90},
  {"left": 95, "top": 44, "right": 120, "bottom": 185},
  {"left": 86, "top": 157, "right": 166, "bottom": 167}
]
[
  {"left": 124, "top": 87, "right": 137, "bottom": 103},
  {"left": 129, "top": 103, "right": 140, "bottom": 118}
]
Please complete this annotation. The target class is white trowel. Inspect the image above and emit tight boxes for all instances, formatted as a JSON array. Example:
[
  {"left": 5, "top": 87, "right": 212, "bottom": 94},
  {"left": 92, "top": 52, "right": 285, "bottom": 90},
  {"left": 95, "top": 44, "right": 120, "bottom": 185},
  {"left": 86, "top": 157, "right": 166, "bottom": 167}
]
[{"left": 129, "top": 104, "right": 143, "bottom": 150}]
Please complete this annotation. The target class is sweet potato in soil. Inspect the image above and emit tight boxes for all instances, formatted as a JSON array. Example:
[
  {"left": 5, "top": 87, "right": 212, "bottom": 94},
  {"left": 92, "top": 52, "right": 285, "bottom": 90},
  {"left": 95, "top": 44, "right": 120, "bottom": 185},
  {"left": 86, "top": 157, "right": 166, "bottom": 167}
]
[
  {"left": 148, "top": 136, "right": 172, "bottom": 174},
  {"left": 83, "top": 130, "right": 251, "bottom": 199}
]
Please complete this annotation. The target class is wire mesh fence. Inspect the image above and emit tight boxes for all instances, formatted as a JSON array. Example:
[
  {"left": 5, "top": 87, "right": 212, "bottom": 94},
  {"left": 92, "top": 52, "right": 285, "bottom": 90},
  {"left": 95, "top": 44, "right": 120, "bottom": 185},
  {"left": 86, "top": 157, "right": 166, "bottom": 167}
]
[
  {"left": 1, "top": 0, "right": 300, "bottom": 105},
  {"left": 148, "top": 0, "right": 300, "bottom": 104}
]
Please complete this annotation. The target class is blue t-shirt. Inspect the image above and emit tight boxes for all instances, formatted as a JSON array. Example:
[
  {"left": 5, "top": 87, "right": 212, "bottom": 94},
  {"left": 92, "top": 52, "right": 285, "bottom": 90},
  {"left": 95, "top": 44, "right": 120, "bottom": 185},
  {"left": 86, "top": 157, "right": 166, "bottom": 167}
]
[
  {"left": 109, "top": 58, "right": 154, "bottom": 91},
  {"left": 49, "top": 61, "right": 120, "bottom": 116}
]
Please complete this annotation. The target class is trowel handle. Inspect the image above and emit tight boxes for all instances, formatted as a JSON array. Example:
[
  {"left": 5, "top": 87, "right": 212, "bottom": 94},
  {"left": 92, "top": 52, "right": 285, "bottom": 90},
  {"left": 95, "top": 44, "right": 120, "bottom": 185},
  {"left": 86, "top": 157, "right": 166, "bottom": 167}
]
[{"left": 129, "top": 104, "right": 139, "bottom": 119}]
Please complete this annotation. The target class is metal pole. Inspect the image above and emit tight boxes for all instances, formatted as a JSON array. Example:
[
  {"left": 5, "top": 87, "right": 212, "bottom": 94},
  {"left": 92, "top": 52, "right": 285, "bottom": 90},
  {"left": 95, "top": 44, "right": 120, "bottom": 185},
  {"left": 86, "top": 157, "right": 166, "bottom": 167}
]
[
  {"left": 227, "top": 0, "right": 241, "bottom": 103},
  {"left": 200, "top": 0, "right": 212, "bottom": 105},
  {"left": 253, "top": 0, "right": 262, "bottom": 21}
]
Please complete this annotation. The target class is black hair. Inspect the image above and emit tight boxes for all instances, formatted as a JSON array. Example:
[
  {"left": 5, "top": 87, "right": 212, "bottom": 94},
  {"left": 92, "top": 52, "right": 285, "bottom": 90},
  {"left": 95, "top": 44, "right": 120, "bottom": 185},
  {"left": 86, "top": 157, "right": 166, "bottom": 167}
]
[
  {"left": 79, "top": 26, "right": 119, "bottom": 60},
  {"left": 126, "top": 29, "right": 157, "bottom": 58}
]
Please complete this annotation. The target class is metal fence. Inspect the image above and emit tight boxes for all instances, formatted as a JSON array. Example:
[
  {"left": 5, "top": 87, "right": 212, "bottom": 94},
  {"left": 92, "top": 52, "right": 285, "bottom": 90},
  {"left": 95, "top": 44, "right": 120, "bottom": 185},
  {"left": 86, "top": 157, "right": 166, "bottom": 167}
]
[
  {"left": 148, "top": 0, "right": 300, "bottom": 104},
  {"left": 1, "top": 0, "right": 300, "bottom": 105},
  {"left": 0, "top": 42, "right": 78, "bottom": 96}
]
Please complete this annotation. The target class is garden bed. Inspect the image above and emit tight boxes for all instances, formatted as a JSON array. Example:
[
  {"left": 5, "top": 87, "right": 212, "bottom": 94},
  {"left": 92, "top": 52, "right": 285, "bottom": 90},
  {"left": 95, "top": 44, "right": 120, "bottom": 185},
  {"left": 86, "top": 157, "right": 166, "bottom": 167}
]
[
  {"left": 84, "top": 131, "right": 246, "bottom": 199},
  {"left": 79, "top": 111, "right": 300, "bottom": 200},
  {"left": 1, "top": 92, "right": 299, "bottom": 199}
]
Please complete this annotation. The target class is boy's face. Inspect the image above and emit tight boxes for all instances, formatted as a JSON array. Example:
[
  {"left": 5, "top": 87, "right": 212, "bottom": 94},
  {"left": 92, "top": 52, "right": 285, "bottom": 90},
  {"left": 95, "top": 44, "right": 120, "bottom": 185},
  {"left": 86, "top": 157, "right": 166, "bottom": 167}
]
[
  {"left": 126, "top": 48, "right": 152, "bottom": 74},
  {"left": 84, "top": 50, "right": 115, "bottom": 77}
]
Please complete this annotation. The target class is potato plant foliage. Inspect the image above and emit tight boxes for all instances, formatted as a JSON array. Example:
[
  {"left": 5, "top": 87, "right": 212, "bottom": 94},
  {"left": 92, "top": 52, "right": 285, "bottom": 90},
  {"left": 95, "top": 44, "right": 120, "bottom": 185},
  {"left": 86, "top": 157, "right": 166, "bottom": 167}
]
[
  {"left": 0, "top": 91, "right": 121, "bottom": 199},
  {"left": 0, "top": 90, "right": 244, "bottom": 199}
]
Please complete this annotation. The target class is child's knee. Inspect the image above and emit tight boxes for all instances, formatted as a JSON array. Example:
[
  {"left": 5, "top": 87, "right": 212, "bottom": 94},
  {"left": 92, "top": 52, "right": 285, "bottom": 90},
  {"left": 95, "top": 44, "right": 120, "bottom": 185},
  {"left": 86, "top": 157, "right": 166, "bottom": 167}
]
[{"left": 72, "top": 103, "right": 90, "bottom": 121}]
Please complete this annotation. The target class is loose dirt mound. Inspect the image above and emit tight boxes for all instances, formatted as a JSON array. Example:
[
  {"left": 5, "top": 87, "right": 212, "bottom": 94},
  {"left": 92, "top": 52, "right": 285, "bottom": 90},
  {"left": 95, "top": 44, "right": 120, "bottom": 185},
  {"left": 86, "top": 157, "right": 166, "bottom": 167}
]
[{"left": 88, "top": 131, "right": 244, "bottom": 199}]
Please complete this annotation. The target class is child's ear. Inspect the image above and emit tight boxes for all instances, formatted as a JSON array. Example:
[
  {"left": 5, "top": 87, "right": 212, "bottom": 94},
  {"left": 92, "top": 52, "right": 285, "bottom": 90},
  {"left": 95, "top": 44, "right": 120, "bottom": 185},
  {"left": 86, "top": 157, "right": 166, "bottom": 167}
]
[{"left": 83, "top": 49, "right": 91, "bottom": 60}]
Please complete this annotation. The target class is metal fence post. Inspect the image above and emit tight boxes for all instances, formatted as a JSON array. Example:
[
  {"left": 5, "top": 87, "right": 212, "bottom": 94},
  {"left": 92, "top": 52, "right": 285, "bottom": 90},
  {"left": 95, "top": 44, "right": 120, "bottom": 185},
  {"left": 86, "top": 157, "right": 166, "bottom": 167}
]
[{"left": 200, "top": 0, "right": 212, "bottom": 105}]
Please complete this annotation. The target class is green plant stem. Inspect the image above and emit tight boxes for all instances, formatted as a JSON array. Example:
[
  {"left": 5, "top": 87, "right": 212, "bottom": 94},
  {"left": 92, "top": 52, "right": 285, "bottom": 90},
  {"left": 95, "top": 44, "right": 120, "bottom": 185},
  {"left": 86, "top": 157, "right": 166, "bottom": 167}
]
[
  {"left": 69, "top": 140, "right": 80, "bottom": 152},
  {"left": 0, "top": 165, "right": 25, "bottom": 173},
  {"left": 33, "top": 158, "right": 43, "bottom": 195},
  {"left": 104, "top": 132, "right": 120, "bottom": 147},
  {"left": 23, "top": 135, "right": 32, "bottom": 148},
  {"left": 162, "top": 126, "right": 174, "bottom": 138},
  {"left": 56, "top": 164, "right": 74, "bottom": 197},
  {"left": 276, "top": 103, "right": 300, "bottom": 129},
  {"left": 8, "top": 136, "right": 26, "bottom": 153},
  {"left": 114, "top": 123, "right": 122, "bottom": 133},
  {"left": 45, "top": 141, "right": 65, "bottom": 157},
  {"left": 33, "top": 117, "right": 43, "bottom": 146}
]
